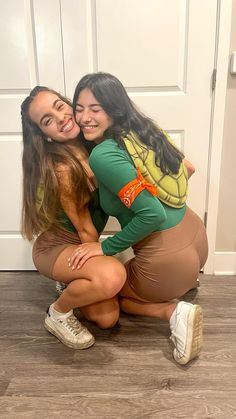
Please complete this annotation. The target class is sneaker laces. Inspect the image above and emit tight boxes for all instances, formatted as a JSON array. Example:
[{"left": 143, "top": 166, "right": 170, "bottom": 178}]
[{"left": 59, "top": 315, "right": 85, "bottom": 337}]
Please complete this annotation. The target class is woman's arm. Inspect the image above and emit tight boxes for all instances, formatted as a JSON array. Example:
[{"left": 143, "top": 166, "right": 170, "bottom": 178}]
[
  {"left": 61, "top": 199, "right": 99, "bottom": 243},
  {"left": 68, "top": 140, "right": 167, "bottom": 268},
  {"left": 56, "top": 165, "right": 99, "bottom": 243},
  {"left": 91, "top": 141, "right": 166, "bottom": 252}
]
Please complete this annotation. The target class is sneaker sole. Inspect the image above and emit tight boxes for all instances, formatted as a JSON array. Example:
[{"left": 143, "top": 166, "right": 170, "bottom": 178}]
[
  {"left": 174, "top": 305, "right": 203, "bottom": 365},
  {"left": 44, "top": 318, "right": 95, "bottom": 350}
]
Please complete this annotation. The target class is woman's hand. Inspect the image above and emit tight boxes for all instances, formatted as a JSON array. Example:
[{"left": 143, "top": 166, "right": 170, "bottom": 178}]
[{"left": 68, "top": 242, "right": 104, "bottom": 269}]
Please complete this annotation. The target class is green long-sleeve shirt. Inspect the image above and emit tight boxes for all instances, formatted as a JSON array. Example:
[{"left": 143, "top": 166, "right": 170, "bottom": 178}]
[{"left": 89, "top": 139, "right": 186, "bottom": 256}]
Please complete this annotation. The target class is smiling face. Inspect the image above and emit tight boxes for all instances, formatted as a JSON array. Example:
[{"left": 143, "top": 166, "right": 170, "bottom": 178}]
[
  {"left": 75, "top": 88, "right": 113, "bottom": 143},
  {"left": 28, "top": 91, "right": 80, "bottom": 142}
]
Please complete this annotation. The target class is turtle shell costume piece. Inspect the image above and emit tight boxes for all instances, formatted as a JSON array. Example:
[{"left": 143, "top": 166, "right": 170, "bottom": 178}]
[{"left": 122, "top": 131, "right": 188, "bottom": 208}]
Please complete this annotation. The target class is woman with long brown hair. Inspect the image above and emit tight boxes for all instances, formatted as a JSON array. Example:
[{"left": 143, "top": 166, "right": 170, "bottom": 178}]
[
  {"left": 71, "top": 72, "right": 208, "bottom": 365},
  {"left": 21, "top": 86, "right": 126, "bottom": 350}
]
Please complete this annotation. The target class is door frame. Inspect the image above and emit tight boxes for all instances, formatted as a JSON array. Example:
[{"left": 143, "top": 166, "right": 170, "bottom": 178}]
[{"left": 205, "top": 0, "right": 232, "bottom": 274}]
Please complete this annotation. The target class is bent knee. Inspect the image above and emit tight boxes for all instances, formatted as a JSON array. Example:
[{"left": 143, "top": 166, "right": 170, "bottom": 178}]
[
  {"left": 96, "top": 311, "right": 120, "bottom": 329},
  {"left": 89, "top": 309, "right": 120, "bottom": 329},
  {"left": 101, "top": 257, "right": 127, "bottom": 296}
]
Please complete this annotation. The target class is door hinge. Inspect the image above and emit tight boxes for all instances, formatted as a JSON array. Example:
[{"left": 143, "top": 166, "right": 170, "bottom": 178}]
[
  {"left": 204, "top": 211, "right": 208, "bottom": 227},
  {"left": 211, "top": 68, "right": 217, "bottom": 92}
]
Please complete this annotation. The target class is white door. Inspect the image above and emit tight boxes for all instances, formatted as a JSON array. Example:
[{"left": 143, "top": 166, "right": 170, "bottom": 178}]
[
  {"left": 0, "top": 0, "right": 65, "bottom": 269},
  {"left": 0, "top": 0, "right": 218, "bottom": 269}
]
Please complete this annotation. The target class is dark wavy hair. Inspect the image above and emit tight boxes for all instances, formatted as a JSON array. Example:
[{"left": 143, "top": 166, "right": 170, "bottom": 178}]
[
  {"left": 21, "top": 86, "right": 92, "bottom": 240},
  {"left": 73, "top": 72, "right": 184, "bottom": 174}
]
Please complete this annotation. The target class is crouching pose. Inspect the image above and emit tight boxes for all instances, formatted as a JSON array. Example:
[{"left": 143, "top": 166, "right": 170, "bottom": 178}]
[
  {"left": 71, "top": 72, "right": 208, "bottom": 364},
  {"left": 21, "top": 86, "right": 126, "bottom": 349}
]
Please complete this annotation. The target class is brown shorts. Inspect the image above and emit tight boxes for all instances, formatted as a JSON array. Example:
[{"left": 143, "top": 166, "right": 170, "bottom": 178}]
[
  {"left": 126, "top": 207, "right": 208, "bottom": 302},
  {"left": 32, "top": 228, "right": 81, "bottom": 279}
]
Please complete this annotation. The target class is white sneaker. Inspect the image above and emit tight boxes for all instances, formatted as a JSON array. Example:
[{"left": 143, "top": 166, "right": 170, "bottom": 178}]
[
  {"left": 44, "top": 308, "right": 95, "bottom": 349},
  {"left": 170, "top": 301, "right": 203, "bottom": 365}
]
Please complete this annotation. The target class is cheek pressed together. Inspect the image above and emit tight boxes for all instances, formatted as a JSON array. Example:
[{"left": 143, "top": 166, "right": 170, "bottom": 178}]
[
  {"left": 75, "top": 88, "right": 113, "bottom": 143},
  {"left": 29, "top": 91, "right": 80, "bottom": 142}
]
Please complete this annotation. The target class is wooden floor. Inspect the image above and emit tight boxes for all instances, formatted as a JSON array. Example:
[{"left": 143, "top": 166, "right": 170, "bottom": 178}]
[{"left": 1, "top": 272, "right": 236, "bottom": 418}]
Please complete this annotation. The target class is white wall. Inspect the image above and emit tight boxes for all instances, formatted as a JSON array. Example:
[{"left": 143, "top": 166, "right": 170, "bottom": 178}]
[{"left": 215, "top": 0, "right": 236, "bottom": 274}]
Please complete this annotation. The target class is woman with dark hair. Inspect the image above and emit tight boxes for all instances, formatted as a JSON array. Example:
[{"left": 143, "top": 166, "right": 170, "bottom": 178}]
[
  {"left": 71, "top": 72, "right": 208, "bottom": 365},
  {"left": 21, "top": 86, "right": 126, "bottom": 349}
]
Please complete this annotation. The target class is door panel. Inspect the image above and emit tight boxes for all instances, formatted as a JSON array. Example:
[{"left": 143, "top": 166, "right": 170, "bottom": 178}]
[
  {"left": 0, "top": 0, "right": 34, "bottom": 269},
  {"left": 93, "top": 0, "right": 217, "bottom": 220},
  {"left": 33, "top": 0, "right": 65, "bottom": 91},
  {"left": 0, "top": 0, "right": 31, "bottom": 89},
  {"left": 96, "top": 0, "right": 186, "bottom": 88},
  {"left": 0, "top": 0, "right": 64, "bottom": 269}
]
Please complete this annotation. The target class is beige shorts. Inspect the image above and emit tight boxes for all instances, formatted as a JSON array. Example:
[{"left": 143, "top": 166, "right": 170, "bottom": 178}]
[{"left": 126, "top": 207, "right": 208, "bottom": 302}]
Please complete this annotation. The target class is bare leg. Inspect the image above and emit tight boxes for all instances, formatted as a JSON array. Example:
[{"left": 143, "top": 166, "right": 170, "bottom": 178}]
[
  {"left": 80, "top": 297, "right": 120, "bottom": 329},
  {"left": 119, "top": 281, "right": 176, "bottom": 321},
  {"left": 119, "top": 281, "right": 203, "bottom": 365},
  {"left": 50, "top": 245, "right": 126, "bottom": 328}
]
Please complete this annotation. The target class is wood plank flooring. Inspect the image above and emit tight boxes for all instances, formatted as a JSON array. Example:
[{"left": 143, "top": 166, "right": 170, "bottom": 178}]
[{"left": 0, "top": 272, "right": 236, "bottom": 418}]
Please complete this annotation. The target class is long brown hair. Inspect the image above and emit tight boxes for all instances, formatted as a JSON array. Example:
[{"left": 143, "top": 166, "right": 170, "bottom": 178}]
[{"left": 21, "top": 86, "right": 92, "bottom": 240}]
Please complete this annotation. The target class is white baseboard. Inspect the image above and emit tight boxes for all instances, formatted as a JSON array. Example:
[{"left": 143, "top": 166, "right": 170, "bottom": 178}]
[
  {"left": 0, "top": 235, "right": 35, "bottom": 270},
  {"left": 214, "top": 252, "right": 236, "bottom": 275}
]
